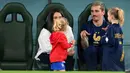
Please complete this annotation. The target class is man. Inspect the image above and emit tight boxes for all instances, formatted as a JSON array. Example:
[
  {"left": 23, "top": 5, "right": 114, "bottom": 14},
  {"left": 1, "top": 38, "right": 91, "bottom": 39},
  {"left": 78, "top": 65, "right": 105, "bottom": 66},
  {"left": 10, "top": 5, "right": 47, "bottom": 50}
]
[{"left": 80, "top": 1, "right": 109, "bottom": 70}]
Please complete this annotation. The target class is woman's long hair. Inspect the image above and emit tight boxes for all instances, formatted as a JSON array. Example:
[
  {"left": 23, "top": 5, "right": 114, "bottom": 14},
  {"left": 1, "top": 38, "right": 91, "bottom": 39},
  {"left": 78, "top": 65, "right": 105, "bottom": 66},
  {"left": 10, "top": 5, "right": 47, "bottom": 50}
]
[{"left": 46, "top": 9, "right": 65, "bottom": 32}]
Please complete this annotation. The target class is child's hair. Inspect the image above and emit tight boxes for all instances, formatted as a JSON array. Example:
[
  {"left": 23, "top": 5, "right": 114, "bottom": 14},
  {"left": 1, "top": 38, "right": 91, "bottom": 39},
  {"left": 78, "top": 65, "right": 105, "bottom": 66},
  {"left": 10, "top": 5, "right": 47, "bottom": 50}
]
[
  {"left": 52, "top": 17, "right": 68, "bottom": 32},
  {"left": 108, "top": 7, "right": 124, "bottom": 26}
]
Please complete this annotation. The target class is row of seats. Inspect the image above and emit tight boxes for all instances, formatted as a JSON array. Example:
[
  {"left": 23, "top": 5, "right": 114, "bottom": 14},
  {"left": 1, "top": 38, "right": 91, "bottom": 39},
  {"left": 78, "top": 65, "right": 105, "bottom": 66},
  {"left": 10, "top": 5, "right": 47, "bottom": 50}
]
[{"left": 0, "top": 2, "right": 107, "bottom": 70}]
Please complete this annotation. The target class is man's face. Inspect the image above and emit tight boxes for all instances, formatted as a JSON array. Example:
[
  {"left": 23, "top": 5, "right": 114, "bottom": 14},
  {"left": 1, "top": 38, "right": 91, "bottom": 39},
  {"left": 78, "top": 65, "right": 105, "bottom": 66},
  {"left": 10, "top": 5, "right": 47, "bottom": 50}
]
[
  {"left": 91, "top": 6, "right": 105, "bottom": 21},
  {"left": 53, "top": 12, "right": 62, "bottom": 22}
]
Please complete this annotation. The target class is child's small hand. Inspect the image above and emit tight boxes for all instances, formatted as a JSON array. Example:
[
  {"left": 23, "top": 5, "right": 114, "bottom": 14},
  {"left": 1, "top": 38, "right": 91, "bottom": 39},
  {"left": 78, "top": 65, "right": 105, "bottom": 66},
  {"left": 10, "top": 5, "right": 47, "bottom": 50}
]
[
  {"left": 71, "top": 40, "right": 75, "bottom": 45},
  {"left": 68, "top": 49, "right": 75, "bottom": 56},
  {"left": 102, "top": 25, "right": 109, "bottom": 31}
]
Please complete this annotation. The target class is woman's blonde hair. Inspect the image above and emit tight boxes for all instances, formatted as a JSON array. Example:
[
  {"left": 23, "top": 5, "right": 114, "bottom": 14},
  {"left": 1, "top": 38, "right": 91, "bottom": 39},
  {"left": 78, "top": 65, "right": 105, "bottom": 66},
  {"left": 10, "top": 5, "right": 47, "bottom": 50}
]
[
  {"left": 108, "top": 7, "right": 124, "bottom": 26},
  {"left": 52, "top": 17, "right": 68, "bottom": 32}
]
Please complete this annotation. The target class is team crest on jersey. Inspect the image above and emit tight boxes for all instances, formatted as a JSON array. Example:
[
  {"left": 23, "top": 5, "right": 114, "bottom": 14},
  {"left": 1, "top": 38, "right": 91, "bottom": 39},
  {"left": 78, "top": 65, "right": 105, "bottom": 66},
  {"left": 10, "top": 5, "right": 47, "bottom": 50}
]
[
  {"left": 93, "top": 32, "right": 101, "bottom": 41},
  {"left": 93, "top": 32, "right": 101, "bottom": 45}
]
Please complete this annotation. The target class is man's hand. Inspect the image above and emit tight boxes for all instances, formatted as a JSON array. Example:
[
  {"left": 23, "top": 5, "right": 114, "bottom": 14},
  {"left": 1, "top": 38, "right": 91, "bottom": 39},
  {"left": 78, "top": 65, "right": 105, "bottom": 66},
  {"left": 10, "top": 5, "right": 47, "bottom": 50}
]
[{"left": 80, "top": 30, "right": 90, "bottom": 39}]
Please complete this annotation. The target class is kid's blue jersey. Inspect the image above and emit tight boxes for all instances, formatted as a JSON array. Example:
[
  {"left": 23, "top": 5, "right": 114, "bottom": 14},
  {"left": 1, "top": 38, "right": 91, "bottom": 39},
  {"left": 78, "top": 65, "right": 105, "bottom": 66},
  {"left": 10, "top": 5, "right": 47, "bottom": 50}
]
[
  {"left": 101, "top": 23, "right": 124, "bottom": 71},
  {"left": 81, "top": 20, "right": 108, "bottom": 46},
  {"left": 101, "top": 23, "right": 123, "bottom": 48}
]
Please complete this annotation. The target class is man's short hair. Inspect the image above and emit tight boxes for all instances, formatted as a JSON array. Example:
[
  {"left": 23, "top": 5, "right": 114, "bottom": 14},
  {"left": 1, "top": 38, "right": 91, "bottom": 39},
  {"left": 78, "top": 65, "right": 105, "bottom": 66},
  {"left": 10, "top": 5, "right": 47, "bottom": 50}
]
[{"left": 91, "top": 1, "right": 105, "bottom": 11}]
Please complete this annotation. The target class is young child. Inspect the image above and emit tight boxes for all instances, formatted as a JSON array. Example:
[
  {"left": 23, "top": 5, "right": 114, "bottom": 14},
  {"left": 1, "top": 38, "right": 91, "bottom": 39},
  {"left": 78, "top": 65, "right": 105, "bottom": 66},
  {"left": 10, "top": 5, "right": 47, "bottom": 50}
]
[
  {"left": 101, "top": 7, "right": 125, "bottom": 71},
  {"left": 49, "top": 17, "right": 75, "bottom": 71}
]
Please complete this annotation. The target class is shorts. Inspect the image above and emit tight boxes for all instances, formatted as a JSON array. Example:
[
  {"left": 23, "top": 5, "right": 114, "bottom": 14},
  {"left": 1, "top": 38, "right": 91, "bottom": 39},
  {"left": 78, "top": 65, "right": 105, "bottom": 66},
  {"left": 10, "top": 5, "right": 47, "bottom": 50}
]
[{"left": 51, "top": 61, "right": 65, "bottom": 70}]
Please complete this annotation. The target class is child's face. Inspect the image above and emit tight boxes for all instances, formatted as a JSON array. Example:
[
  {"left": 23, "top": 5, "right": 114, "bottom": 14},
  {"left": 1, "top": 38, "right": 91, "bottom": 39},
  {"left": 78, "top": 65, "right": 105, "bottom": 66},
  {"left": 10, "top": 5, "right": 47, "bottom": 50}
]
[{"left": 107, "top": 12, "right": 113, "bottom": 23}]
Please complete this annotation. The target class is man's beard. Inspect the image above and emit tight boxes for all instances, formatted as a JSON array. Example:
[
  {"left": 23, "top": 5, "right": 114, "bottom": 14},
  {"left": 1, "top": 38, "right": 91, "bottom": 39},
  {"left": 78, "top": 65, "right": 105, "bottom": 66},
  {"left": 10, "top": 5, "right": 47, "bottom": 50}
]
[
  {"left": 93, "top": 19, "right": 99, "bottom": 22},
  {"left": 92, "top": 16, "right": 99, "bottom": 22}
]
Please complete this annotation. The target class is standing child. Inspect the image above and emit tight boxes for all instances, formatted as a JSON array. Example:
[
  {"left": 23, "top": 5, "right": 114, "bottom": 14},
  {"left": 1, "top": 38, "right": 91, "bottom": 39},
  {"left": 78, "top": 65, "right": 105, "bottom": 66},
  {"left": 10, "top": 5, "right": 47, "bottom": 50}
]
[
  {"left": 49, "top": 17, "right": 75, "bottom": 71},
  {"left": 101, "top": 7, "right": 125, "bottom": 71}
]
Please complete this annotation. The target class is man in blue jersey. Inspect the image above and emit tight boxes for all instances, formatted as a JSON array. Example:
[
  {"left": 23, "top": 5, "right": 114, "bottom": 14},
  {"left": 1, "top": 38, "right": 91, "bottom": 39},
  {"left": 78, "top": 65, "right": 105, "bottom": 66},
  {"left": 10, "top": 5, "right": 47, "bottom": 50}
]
[{"left": 80, "top": 1, "right": 109, "bottom": 70}]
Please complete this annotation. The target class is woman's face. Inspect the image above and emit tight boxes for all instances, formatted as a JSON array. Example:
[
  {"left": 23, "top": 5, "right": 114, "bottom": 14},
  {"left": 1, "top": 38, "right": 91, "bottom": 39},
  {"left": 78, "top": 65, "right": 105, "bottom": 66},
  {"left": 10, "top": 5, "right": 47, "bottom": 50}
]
[{"left": 53, "top": 12, "right": 62, "bottom": 22}]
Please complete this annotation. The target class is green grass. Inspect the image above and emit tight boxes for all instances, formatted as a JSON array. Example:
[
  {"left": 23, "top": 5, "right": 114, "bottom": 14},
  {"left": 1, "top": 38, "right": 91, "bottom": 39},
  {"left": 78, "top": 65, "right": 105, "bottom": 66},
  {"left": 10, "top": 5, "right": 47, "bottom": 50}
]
[{"left": 0, "top": 71, "right": 125, "bottom": 73}]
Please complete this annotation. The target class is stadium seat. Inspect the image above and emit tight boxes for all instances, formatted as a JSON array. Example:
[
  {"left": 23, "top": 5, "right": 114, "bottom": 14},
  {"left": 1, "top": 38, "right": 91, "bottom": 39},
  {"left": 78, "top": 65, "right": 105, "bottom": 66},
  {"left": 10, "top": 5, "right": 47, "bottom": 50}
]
[
  {"left": 77, "top": 3, "right": 108, "bottom": 70},
  {"left": 0, "top": 2, "right": 33, "bottom": 70},
  {"left": 33, "top": 3, "right": 74, "bottom": 70}
]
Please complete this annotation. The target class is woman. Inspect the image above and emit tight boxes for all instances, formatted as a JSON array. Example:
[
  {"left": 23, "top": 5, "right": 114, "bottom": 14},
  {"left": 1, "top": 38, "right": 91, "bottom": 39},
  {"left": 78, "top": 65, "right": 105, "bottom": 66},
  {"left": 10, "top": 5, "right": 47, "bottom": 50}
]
[{"left": 35, "top": 10, "right": 75, "bottom": 70}]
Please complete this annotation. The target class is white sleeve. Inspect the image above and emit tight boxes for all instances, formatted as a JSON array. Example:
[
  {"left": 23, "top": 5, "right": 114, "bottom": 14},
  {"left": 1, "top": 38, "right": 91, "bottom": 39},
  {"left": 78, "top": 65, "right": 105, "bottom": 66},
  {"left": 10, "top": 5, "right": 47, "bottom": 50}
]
[
  {"left": 64, "top": 25, "right": 75, "bottom": 52},
  {"left": 35, "top": 28, "right": 52, "bottom": 60},
  {"left": 64, "top": 25, "right": 74, "bottom": 43}
]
